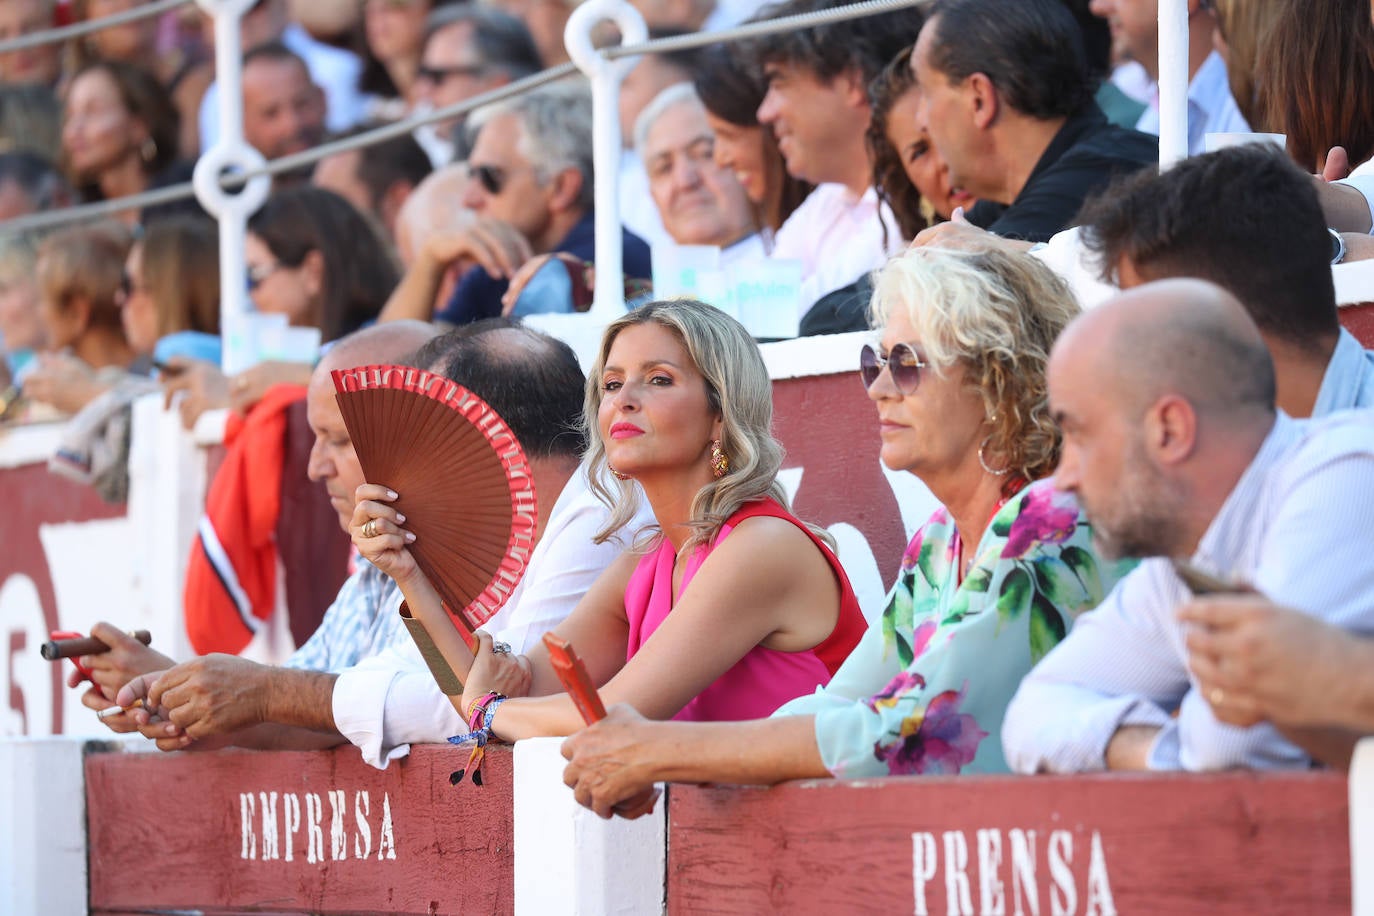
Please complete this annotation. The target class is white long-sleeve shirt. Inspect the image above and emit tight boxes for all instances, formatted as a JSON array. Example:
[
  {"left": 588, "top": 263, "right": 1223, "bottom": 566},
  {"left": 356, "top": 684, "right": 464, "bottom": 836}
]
[
  {"left": 1002, "top": 410, "right": 1374, "bottom": 773},
  {"left": 332, "top": 469, "right": 654, "bottom": 768}
]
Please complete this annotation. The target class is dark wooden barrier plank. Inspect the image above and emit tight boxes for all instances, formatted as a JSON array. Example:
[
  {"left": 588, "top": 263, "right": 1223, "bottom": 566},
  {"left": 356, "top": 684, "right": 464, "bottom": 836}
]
[
  {"left": 86, "top": 743, "right": 513, "bottom": 915},
  {"left": 667, "top": 771, "right": 1349, "bottom": 915},
  {"left": 772, "top": 371, "right": 908, "bottom": 578}
]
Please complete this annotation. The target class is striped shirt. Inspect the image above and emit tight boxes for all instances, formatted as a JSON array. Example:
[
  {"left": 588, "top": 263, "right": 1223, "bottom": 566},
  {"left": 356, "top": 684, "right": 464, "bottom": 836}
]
[
  {"left": 284, "top": 559, "right": 405, "bottom": 673},
  {"left": 1002, "top": 410, "right": 1374, "bottom": 772}
]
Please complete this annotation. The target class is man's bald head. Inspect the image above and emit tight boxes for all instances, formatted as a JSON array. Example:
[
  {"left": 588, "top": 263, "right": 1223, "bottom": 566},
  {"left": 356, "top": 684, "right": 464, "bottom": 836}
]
[
  {"left": 416, "top": 320, "right": 588, "bottom": 462},
  {"left": 1057, "top": 279, "right": 1277, "bottom": 424},
  {"left": 307, "top": 320, "right": 442, "bottom": 531},
  {"left": 315, "top": 320, "right": 441, "bottom": 379},
  {"left": 395, "top": 164, "right": 473, "bottom": 267},
  {"left": 1049, "top": 280, "right": 1277, "bottom": 560}
]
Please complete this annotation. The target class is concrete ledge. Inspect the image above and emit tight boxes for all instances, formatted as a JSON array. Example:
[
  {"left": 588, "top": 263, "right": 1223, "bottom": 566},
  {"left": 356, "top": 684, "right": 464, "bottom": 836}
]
[{"left": 515, "top": 736, "right": 666, "bottom": 916}]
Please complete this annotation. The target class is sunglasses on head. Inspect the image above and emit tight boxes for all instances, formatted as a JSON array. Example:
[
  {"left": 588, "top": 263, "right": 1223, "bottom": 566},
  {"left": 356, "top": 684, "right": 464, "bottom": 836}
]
[
  {"left": 859, "top": 342, "right": 927, "bottom": 395},
  {"left": 470, "top": 163, "right": 506, "bottom": 195}
]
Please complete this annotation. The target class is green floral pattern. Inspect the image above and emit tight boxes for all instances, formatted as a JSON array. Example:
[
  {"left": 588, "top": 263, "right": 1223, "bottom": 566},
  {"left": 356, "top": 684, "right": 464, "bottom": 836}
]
[{"left": 776, "top": 479, "right": 1132, "bottom": 778}]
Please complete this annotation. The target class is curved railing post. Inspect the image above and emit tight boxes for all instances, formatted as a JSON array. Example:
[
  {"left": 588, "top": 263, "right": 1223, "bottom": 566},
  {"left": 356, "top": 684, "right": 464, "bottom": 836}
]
[
  {"left": 564, "top": 0, "right": 648, "bottom": 319},
  {"left": 1156, "top": 0, "right": 1189, "bottom": 169},
  {"left": 193, "top": 0, "right": 272, "bottom": 376}
]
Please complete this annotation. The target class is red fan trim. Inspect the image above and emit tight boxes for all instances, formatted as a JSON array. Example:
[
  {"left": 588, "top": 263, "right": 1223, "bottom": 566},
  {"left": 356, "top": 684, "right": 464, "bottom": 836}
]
[{"left": 332, "top": 364, "right": 539, "bottom": 632}]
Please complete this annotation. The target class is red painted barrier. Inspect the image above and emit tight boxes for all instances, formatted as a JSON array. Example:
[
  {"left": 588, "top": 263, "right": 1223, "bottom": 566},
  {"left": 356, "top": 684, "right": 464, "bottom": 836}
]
[
  {"left": 1, "top": 460, "right": 125, "bottom": 736},
  {"left": 774, "top": 370, "right": 909, "bottom": 575},
  {"left": 666, "top": 771, "right": 1350, "bottom": 915},
  {"left": 1341, "top": 302, "right": 1374, "bottom": 347},
  {"left": 85, "top": 743, "right": 515, "bottom": 915}
]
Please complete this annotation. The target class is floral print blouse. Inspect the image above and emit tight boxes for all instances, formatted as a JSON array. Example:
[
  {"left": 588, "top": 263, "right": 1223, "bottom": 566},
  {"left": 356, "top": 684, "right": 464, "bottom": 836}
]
[{"left": 774, "top": 478, "right": 1132, "bottom": 778}]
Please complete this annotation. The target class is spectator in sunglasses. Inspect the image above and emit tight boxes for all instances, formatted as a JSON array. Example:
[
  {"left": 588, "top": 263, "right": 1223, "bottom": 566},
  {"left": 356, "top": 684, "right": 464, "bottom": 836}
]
[
  {"left": 561, "top": 246, "right": 1129, "bottom": 818},
  {"left": 410, "top": 4, "right": 542, "bottom": 166},
  {"left": 380, "top": 83, "right": 652, "bottom": 325},
  {"left": 162, "top": 186, "right": 399, "bottom": 430},
  {"left": 119, "top": 214, "right": 221, "bottom": 367}
]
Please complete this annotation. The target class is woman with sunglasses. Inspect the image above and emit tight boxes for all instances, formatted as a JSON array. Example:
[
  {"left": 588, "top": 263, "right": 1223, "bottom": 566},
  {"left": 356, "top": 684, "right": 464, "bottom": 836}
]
[
  {"left": 559, "top": 246, "right": 1132, "bottom": 817},
  {"left": 120, "top": 214, "right": 221, "bottom": 366},
  {"left": 161, "top": 187, "right": 400, "bottom": 430},
  {"left": 351, "top": 298, "right": 867, "bottom": 749}
]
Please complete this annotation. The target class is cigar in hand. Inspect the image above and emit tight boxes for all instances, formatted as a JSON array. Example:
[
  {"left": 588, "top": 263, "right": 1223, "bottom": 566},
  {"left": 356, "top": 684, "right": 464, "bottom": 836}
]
[
  {"left": 96, "top": 698, "right": 148, "bottom": 721},
  {"left": 41, "top": 630, "right": 152, "bottom": 661}
]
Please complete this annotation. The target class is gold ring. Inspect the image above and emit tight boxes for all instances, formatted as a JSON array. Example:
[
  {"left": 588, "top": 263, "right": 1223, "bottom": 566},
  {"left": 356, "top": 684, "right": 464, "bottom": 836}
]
[
  {"left": 363, "top": 519, "right": 378, "bottom": 538},
  {"left": 1209, "top": 687, "right": 1225, "bottom": 705}
]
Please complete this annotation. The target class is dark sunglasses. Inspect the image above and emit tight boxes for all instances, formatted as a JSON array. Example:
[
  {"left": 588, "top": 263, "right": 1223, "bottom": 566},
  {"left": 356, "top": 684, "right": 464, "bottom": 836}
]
[
  {"left": 470, "top": 163, "right": 506, "bottom": 195},
  {"left": 246, "top": 261, "right": 281, "bottom": 292},
  {"left": 859, "top": 342, "right": 927, "bottom": 395},
  {"left": 416, "top": 63, "right": 486, "bottom": 84}
]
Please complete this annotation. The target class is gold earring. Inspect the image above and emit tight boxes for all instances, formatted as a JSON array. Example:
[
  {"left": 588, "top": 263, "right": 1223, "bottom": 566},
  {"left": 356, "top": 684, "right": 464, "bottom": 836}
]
[
  {"left": 610, "top": 466, "right": 630, "bottom": 481},
  {"left": 709, "top": 439, "right": 728, "bottom": 479}
]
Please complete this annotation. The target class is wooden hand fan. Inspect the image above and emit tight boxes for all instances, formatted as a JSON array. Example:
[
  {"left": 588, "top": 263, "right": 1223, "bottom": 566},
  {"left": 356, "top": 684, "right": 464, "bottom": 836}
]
[{"left": 333, "top": 364, "right": 538, "bottom": 650}]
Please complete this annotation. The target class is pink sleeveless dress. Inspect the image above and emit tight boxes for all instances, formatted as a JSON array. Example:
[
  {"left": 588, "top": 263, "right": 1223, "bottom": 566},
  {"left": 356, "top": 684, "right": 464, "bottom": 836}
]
[{"left": 623, "top": 500, "right": 867, "bottom": 722}]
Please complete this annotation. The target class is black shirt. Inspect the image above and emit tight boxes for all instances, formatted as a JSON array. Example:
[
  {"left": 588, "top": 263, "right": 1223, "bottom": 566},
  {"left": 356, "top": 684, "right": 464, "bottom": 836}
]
[{"left": 965, "top": 106, "right": 1158, "bottom": 243}]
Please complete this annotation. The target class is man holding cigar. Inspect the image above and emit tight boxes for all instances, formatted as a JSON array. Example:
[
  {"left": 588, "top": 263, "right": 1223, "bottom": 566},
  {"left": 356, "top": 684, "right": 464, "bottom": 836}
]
[
  {"left": 91, "top": 320, "right": 636, "bottom": 762},
  {"left": 74, "top": 320, "right": 445, "bottom": 733}
]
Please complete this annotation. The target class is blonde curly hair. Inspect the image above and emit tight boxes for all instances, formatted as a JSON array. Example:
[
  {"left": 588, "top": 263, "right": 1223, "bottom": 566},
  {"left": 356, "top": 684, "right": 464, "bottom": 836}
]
[{"left": 869, "top": 246, "right": 1079, "bottom": 483}]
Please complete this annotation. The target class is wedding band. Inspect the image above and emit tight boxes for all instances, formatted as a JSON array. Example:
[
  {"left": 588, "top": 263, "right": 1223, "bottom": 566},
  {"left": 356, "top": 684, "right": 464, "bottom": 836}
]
[
  {"left": 363, "top": 519, "right": 378, "bottom": 538},
  {"left": 1209, "top": 687, "right": 1225, "bottom": 705},
  {"left": 492, "top": 641, "right": 512, "bottom": 656}
]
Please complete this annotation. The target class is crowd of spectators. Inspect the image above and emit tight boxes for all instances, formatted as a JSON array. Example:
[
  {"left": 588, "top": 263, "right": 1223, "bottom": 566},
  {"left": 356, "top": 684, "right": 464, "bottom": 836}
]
[{"left": 4, "top": 0, "right": 1374, "bottom": 853}]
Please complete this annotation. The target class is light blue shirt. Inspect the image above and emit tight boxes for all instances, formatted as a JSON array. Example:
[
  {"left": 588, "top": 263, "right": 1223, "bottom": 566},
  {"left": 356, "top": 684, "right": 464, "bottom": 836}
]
[
  {"left": 284, "top": 557, "right": 406, "bottom": 673},
  {"left": 1136, "top": 51, "right": 1250, "bottom": 156},
  {"left": 1002, "top": 410, "right": 1374, "bottom": 772},
  {"left": 1314, "top": 328, "right": 1374, "bottom": 415}
]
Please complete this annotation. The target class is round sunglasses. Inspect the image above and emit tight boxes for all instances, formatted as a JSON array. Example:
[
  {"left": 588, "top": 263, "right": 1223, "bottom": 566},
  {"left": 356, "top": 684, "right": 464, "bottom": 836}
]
[{"left": 859, "top": 342, "right": 927, "bottom": 395}]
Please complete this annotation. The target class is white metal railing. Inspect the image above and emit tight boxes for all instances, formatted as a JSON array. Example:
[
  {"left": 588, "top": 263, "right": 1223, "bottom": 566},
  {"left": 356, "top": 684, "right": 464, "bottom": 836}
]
[
  {"left": 0, "top": 0, "right": 193, "bottom": 54},
  {"left": 192, "top": 0, "right": 269, "bottom": 375},
  {"left": 0, "top": 0, "right": 1281, "bottom": 351},
  {"left": 1157, "top": 0, "right": 1188, "bottom": 168}
]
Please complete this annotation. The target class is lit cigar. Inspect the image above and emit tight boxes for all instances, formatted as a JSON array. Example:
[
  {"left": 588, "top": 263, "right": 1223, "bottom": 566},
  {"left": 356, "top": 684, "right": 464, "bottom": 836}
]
[
  {"left": 96, "top": 699, "right": 147, "bottom": 720},
  {"left": 40, "top": 630, "right": 152, "bottom": 660}
]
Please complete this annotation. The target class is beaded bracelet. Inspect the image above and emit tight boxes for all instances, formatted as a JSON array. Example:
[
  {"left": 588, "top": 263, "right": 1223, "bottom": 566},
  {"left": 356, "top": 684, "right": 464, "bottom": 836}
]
[
  {"left": 483, "top": 697, "right": 508, "bottom": 735},
  {"left": 466, "top": 692, "right": 504, "bottom": 733},
  {"left": 449, "top": 693, "right": 508, "bottom": 788}
]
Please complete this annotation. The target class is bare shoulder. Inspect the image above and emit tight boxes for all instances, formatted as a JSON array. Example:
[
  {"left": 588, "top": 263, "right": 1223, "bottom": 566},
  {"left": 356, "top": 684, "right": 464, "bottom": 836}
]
[{"left": 709, "top": 515, "right": 833, "bottom": 581}]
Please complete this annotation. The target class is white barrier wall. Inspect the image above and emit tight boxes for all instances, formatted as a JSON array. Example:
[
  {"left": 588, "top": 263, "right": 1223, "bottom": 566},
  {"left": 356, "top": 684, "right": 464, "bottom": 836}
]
[
  {"left": 514, "top": 737, "right": 667, "bottom": 915},
  {"left": 1354, "top": 738, "right": 1374, "bottom": 916},
  {"left": 0, "top": 737, "right": 95, "bottom": 915}
]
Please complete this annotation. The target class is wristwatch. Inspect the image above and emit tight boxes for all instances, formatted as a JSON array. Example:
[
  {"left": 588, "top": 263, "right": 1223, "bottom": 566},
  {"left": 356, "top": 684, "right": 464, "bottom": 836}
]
[{"left": 1330, "top": 228, "right": 1347, "bottom": 265}]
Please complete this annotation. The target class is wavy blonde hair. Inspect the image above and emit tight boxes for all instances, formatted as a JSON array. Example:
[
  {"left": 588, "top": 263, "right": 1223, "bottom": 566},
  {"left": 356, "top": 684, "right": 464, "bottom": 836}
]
[
  {"left": 585, "top": 299, "right": 795, "bottom": 551},
  {"left": 869, "top": 246, "right": 1079, "bottom": 483}
]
